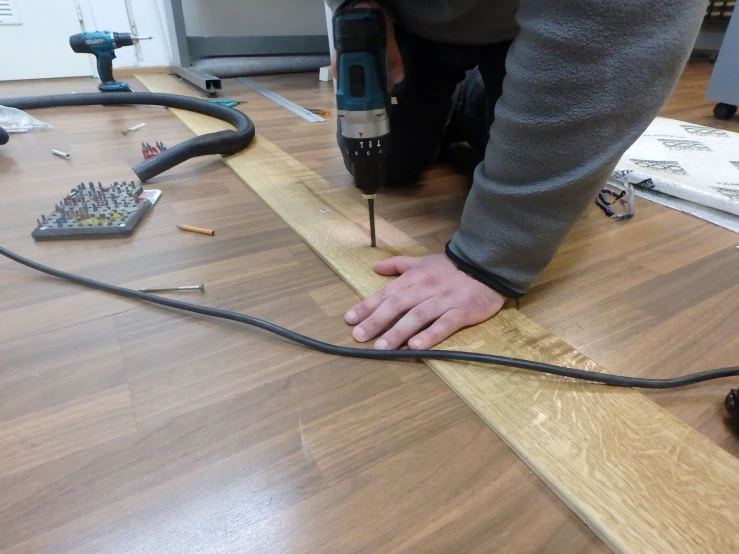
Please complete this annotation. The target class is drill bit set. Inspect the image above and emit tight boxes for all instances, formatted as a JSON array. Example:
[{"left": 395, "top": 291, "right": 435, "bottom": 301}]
[
  {"left": 142, "top": 141, "right": 168, "bottom": 159},
  {"left": 32, "top": 181, "right": 160, "bottom": 241}
]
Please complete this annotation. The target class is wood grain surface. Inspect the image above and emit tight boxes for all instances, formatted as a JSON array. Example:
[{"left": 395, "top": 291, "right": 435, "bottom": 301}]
[
  {"left": 137, "top": 71, "right": 739, "bottom": 553},
  {"left": 0, "top": 76, "right": 605, "bottom": 553},
  {"left": 1, "top": 63, "right": 736, "bottom": 553},
  {"left": 207, "top": 63, "right": 739, "bottom": 453}
]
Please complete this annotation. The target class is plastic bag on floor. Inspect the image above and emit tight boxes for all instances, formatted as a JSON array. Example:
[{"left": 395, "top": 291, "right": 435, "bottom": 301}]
[{"left": 0, "top": 105, "right": 52, "bottom": 133}]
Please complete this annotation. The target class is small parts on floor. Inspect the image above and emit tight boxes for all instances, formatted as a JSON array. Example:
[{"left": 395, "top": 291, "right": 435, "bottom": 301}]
[
  {"left": 52, "top": 149, "right": 71, "bottom": 160},
  {"left": 309, "top": 108, "right": 331, "bottom": 116},
  {"left": 176, "top": 224, "right": 215, "bottom": 236},
  {"left": 139, "top": 283, "right": 205, "bottom": 293},
  {"left": 32, "top": 181, "right": 159, "bottom": 241},
  {"left": 596, "top": 181, "right": 635, "bottom": 221},
  {"left": 142, "top": 141, "right": 168, "bottom": 159},
  {"left": 122, "top": 123, "right": 146, "bottom": 135},
  {"left": 209, "top": 99, "right": 241, "bottom": 108}
]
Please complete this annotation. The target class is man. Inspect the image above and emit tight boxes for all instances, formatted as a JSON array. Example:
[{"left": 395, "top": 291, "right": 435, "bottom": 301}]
[{"left": 328, "top": 0, "right": 707, "bottom": 351}]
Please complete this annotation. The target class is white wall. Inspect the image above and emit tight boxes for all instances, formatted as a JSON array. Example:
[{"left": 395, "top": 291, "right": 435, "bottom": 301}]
[
  {"left": 0, "top": 0, "right": 93, "bottom": 80},
  {"left": 78, "top": 0, "right": 172, "bottom": 68}
]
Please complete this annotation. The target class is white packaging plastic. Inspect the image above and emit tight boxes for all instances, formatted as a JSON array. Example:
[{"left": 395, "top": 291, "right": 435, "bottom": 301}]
[{"left": 0, "top": 105, "right": 52, "bottom": 133}]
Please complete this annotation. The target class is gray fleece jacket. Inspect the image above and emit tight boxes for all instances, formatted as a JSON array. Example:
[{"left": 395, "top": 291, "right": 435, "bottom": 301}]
[{"left": 328, "top": 0, "right": 708, "bottom": 297}]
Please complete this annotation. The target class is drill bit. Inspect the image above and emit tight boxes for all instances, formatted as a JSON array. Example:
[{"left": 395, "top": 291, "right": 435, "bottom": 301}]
[{"left": 363, "top": 194, "right": 377, "bottom": 247}]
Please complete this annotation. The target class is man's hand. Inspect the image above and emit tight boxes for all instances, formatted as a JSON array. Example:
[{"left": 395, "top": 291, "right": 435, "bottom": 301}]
[
  {"left": 331, "top": 2, "right": 405, "bottom": 87},
  {"left": 345, "top": 254, "right": 505, "bottom": 350}
]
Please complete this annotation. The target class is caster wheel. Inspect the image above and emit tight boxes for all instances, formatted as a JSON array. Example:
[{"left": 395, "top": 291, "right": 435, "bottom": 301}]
[{"left": 713, "top": 102, "right": 737, "bottom": 120}]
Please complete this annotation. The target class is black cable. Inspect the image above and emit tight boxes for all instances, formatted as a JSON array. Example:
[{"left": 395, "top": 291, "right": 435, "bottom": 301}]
[{"left": 2, "top": 244, "right": 738, "bottom": 389}]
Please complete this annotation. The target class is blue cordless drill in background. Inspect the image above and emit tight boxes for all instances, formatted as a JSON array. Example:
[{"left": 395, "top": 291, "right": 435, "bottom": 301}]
[
  {"left": 333, "top": 6, "right": 391, "bottom": 247},
  {"left": 69, "top": 31, "right": 152, "bottom": 93}
]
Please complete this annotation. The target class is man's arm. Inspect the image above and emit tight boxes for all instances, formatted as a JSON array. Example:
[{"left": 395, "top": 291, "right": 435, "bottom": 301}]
[
  {"left": 448, "top": 0, "right": 707, "bottom": 297},
  {"left": 345, "top": 0, "right": 707, "bottom": 350}
]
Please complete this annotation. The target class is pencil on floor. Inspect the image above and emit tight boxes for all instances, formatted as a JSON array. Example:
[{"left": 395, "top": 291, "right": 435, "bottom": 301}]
[{"left": 177, "top": 224, "right": 215, "bottom": 236}]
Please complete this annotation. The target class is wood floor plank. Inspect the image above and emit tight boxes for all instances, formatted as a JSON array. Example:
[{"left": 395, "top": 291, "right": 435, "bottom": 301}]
[
  {"left": 625, "top": 223, "right": 739, "bottom": 274},
  {"left": 0, "top": 377, "right": 326, "bottom": 554},
  {"left": 620, "top": 282, "right": 739, "bottom": 379},
  {"left": 307, "top": 282, "right": 359, "bottom": 317},
  {"left": 0, "top": 316, "right": 127, "bottom": 422},
  {"left": 625, "top": 247, "right": 739, "bottom": 321},
  {"left": 224, "top": 419, "right": 608, "bottom": 554},
  {"left": 536, "top": 204, "right": 703, "bottom": 283},
  {"left": 0, "top": 385, "right": 136, "bottom": 478},
  {"left": 303, "top": 372, "right": 469, "bottom": 483},
  {"left": 138, "top": 72, "right": 739, "bottom": 553},
  {"left": 0, "top": 361, "right": 464, "bottom": 554},
  {"left": 525, "top": 257, "right": 660, "bottom": 323}
]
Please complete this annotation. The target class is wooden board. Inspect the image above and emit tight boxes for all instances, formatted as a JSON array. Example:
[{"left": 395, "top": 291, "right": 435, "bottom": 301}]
[{"left": 137, "top": 73, "right": 739, "bottom": 553}]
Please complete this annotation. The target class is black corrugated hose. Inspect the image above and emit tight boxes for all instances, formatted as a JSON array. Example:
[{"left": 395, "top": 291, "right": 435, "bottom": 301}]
[
  {"left": 0, "top": 91, "right": 738, "bottom": 399},
  {"left": 0, "top": 92, "right": 254, "bottom": 181}
]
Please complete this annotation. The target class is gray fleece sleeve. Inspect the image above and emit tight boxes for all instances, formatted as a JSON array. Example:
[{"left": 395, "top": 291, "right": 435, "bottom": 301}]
[{"left": 447, "top": 0, "right": 707, "bottom": 298}]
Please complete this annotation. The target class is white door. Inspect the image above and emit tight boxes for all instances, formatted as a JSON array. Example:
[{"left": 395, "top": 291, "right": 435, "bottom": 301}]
[{"left": 0, "top": 0, "right": 93, "bottom": 81}]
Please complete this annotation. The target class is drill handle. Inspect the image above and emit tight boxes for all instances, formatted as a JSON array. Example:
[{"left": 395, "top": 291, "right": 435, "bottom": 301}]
[
  {"left": 96, "top": 51, "right": 117, "bottom": 85},
  {"left": 333, "top": 8, "right": 390, "bottom": 109}
]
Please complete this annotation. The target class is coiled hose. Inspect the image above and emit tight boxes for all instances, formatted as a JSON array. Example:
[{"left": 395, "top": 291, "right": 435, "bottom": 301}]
[{"left": 0, "top": 92, "right": 255, "bottom": 181}]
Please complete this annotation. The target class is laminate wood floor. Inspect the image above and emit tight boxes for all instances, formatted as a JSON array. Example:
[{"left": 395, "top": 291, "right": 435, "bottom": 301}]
[{"left": 0, "top": 61, "right": 735, "bottom": 553}]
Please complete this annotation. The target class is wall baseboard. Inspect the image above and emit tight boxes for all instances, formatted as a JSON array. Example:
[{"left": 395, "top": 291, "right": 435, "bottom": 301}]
[{"left": 117, "top": 66, "right": 172, "bottom": 77}]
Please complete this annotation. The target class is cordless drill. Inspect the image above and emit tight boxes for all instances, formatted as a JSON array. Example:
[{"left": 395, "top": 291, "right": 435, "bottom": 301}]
[
  {"left": 333, "top": 6, "right": 391, "bottom": 247},
  {"left": 69, "top": 31, "right": 152, "bottom": 93}
]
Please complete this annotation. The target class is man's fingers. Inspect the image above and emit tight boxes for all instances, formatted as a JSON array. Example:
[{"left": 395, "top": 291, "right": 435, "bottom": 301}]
[
  {"left": 345, "top": 288, "right": 388, "bottom": 326},
  {"left": 351, "top": 289, "right": 429, "bottom": 343},
  {"left": 373, "top": 256, "right": 421, "bottom": 276},
  {"left": 374, "top": 299, "right": 444, "bottom": 350},
  {"left": 344, "top": 276, "right": 410, "bottom": 325},
  {"left": 408, "top": 309, "right": 468, "bottom": 350}
]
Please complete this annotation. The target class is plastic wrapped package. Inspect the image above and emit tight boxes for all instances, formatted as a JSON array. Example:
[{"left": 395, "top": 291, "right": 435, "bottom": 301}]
[{"left": 0, "top": 105, "right": 52, "bottom": 133}]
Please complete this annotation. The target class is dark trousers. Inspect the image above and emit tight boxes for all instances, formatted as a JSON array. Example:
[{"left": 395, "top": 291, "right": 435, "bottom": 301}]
[{"left": 339, "top": 29, "right": 513, "bottom": 185}]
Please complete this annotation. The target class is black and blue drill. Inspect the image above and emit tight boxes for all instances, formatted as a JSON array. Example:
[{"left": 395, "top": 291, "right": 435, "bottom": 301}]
[
  {"left": 333, "top": 6, "right": 391, "bottom": 247},
  {"left": 69, "top": 31, "right": 152, "bottom": 93}
]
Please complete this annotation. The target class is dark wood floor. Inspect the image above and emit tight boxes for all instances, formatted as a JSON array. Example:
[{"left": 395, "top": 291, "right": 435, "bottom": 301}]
[{"left": 0, "top": 61, "right": 736, "bottom": 552}]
